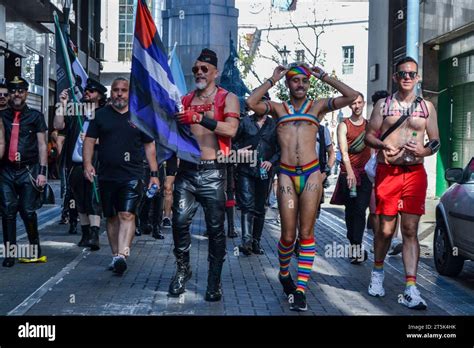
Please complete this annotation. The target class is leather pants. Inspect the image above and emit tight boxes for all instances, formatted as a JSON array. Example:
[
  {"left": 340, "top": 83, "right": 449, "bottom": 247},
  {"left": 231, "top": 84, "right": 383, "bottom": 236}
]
[
  {"left": 172, "top": 167, "right": 226, "bottom": 264},
  {"left": 0, "top": 165, "right": 42, "bottom": 255},
  {"left": 236, "top": 173, "right": 270, "bottom": 243}
]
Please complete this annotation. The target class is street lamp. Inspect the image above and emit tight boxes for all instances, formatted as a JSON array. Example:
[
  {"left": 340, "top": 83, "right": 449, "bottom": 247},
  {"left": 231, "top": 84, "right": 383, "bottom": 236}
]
[{"left": 278, "top": 45, "right": 290, "bottom": 65}]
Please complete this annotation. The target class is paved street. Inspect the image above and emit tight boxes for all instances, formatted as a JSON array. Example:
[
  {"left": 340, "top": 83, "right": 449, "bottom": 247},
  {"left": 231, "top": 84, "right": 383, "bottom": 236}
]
[{"left": 0, "top": 179, "right": 473, "bottom": 316}]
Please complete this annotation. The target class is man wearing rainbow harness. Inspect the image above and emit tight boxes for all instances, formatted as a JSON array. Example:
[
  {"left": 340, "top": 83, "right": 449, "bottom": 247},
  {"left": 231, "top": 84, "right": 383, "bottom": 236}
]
[{"left": 247, "top": 63, "right": 359, "bottom": 311}]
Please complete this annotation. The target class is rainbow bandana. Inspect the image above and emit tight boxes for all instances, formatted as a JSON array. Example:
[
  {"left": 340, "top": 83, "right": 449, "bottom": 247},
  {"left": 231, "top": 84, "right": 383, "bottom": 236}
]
[
  {"left": 280, "top": 159, "right": 320, "bottom": 195},
  {"left": 286, "top": 65, "right": 312, "bottom": 81}
]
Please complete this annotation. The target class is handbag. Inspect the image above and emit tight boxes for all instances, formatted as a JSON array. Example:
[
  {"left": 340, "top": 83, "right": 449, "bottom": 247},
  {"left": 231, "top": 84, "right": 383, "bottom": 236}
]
[{"left": 364, "top": 96, "right": 423, "bottom": 183}]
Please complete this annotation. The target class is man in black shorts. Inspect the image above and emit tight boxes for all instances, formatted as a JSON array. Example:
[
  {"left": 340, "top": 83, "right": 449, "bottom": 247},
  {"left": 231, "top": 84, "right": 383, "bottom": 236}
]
[{"left": 83, "top": 77, "right": 159, "bottom": 274}]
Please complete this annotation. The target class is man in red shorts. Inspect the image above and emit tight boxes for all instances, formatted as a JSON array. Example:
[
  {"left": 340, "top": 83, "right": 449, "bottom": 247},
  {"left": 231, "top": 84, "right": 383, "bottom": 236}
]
[{"left": 365, "top": 57, "right": 440, "bottom": 310}]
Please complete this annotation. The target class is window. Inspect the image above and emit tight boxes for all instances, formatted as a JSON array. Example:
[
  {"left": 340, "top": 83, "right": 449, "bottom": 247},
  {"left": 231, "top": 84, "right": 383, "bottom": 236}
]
[
  {"left": 118, "top": 0, "right": 135, "bottom": 62},
  {"left": 271, "top": 0, "right": 297, "bottom": 11},
  {"left": 342, "top": 46, "right": 354, "bottom": 75},
  {"left": 295, "top": 49, "right": 305, "bottom": 62}
]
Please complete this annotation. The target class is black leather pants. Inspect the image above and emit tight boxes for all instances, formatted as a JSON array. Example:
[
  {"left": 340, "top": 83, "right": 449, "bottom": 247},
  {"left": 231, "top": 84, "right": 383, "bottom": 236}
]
[
  {"left": 172, "top": 167, "right": 226, "bottom": 264},
  {"left": 0, "top": 164, "right": 42, "bottom": 255},
  {"left": 138, "top": 164, "right": 165, "bottom": 230},
  {"left": 236, "top": 173, "right": 270, "bottom": 243}
]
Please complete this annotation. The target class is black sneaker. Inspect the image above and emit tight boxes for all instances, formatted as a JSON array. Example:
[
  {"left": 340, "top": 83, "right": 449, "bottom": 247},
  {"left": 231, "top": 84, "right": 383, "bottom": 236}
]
[
  {"left": 162, "top": 217, "right": 172, "bottom": 228},
  {"left": 113, "top": 256, "right": 127, "bottom": 275},
  {"left": 289, "top": 291, "right": 307, "bottom": 312},
  {"left": 278, "top": 273, "right": 297, "bottom": 296}
]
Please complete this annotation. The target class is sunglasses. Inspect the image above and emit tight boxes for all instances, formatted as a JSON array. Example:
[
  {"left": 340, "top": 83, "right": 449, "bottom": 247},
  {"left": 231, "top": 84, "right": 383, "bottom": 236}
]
[
  {"left": 0, "top": 92, "right": 8, "bottom": 97},
  {"left": 192, "top": 65, "right": 209, "bottom": 74},
  {"left": 396, "top": 71, "right": 417, "bottom": 80},
  {"left": 85, "top": 88, "right": 98, "bottom": 94},
  {"left": 9, "top": 89, "right": 26, "bottom": 94}
]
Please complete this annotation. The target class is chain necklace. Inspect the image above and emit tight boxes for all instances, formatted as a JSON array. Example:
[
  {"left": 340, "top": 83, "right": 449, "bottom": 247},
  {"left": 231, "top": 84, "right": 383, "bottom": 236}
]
[{"left": 197, "top": 86, "right": 217, "bottom": 101}]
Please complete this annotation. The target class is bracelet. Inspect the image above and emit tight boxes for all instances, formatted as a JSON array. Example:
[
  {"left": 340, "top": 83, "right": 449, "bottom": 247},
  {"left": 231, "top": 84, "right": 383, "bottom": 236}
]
[
  {"left": 150, "top": 171, "right": 159, "bottom": 178},
  {"left": 267, "top": 78, "right": 275, "bottom": 87},
  {"left": 39, "top": 165, "right": 47, "bottom": 176},
  {"left": 200, "top": 116, "right": 218, "bottom": 131}
]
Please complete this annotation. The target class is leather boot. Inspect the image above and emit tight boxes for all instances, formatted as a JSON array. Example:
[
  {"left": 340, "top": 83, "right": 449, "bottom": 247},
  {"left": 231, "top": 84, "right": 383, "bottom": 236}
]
[
  {"left": 168, "top": 251, "right": 192, "bottom": 296},
  {"left": 238, "top": 212, "right": 253, "bottom": 255},
  {"left": 78, "top": 225, "right": 90, "bottom": 247},
  {"left": 88, "top": 226, "right": 100, "bottom": 251},
  {"left": 68, "top": 217, "right": 78, "bottom": 234},
  {"left": 23, "top": 213, "right": 41, "bottom": 258},
  {"left": 152, "top": 225, "right": 164, "bottom": 239},
  {"left": 252, "top": 216, "right": 265, "bottom": 255},
  {"left": 205, "top": 256, "right": 223, "bottom": 302},
  {"left": 2, "top": 217, "right": 16, "bottom": 267},
  {"left": 226, "top": 206, "right": 238, "bottom": 238}
]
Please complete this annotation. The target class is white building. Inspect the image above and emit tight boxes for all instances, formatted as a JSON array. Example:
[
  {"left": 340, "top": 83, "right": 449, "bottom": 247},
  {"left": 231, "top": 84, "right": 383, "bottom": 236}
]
[
  {"left": 100, "top": 0, "right": 164, "bottom": 90},
  {"left": 236, "top": 0, "right": 369, "bottom": 144}
]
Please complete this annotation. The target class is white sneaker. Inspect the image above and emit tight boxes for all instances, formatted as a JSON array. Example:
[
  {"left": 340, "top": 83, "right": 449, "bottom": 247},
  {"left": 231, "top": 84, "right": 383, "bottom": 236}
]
[
  {"left": 400, "top": 286, "right": 427, "bottom": 310},
  {"left": 368, "top": 271, "right": 385, "bottom": 297}
]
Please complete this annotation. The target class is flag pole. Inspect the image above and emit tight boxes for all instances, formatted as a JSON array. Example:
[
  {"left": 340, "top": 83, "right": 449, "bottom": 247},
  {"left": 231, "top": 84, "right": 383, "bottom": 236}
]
[{"left": 54, "top": 11, "right": 100, "bottom": 203}]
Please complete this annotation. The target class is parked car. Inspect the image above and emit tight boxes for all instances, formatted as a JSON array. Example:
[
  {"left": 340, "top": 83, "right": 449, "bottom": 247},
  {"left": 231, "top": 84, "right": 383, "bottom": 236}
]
[{"left": 434, "top": 157, "right": 474, "bottom": 276}]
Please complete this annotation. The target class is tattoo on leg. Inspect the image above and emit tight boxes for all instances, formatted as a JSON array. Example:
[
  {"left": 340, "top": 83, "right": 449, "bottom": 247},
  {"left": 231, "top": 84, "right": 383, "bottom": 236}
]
[{"left": 304, "top": 183, "right": 319, "bottom": 192}]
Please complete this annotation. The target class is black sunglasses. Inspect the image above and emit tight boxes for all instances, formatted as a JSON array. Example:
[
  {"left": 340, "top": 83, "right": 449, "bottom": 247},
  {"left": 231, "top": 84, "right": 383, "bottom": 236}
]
[
  {"left": 192, "top": 65, "right": 209, "bottom": 74},
  {"left": 9, "top": 88, "right": 26, "bottom": 94},
  {"left": 396, "top": 71, "right": 417, "bottom": 80},
  {"left": 85, "top": 88, "right": 98, "bottom": 93},
  {"left": 0, "top": 92, "right": 9, "bottom": 97}
]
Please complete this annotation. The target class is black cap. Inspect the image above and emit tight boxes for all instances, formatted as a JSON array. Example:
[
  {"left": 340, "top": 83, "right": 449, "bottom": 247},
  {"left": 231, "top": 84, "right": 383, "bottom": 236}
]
[
  {"left": 7, "top": 76, "right": 29, "bottom": 90},
  {"left": 85, "top": 78, "right": 107, "bottom": 95},
  {"left": 197, "top": 48, "right": 218, "bottom": 67}
]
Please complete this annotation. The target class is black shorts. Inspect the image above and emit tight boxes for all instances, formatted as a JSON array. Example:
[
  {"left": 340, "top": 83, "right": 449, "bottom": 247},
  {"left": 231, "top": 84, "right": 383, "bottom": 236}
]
[
  {"left": 99, "top": 180, "right": 143, "bottom": 218},
  {"left": 164, "top": 156, "right": 178, "bottom": 176}
]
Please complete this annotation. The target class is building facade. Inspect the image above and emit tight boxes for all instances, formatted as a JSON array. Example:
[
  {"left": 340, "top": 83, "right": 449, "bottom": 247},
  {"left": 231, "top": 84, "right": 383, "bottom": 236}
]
[
  {"left": 0, "top": 0, "right": 102, "bottom": 128},
  {"left": 367, "top": 0, "right": 474, "bottom": 197}
]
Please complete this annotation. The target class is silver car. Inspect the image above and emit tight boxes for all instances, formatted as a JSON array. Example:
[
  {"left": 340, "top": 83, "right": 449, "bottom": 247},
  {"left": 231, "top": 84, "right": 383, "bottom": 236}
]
[{"left": 434, "top": 157, "right": 474, "bottom": 276}]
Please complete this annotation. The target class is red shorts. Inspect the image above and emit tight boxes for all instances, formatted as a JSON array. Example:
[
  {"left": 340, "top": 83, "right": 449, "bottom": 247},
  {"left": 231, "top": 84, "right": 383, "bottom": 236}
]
[{"left": 375, "top": 163, "right": 427, "bottom": 216}]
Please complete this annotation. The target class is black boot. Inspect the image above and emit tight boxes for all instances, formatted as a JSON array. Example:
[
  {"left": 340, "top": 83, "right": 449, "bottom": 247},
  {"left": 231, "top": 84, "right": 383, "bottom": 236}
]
[
  {"left": 226, "top": 206, "right": 238, "bottom": 238},
  {"left": 238, "top": 213, "right": 253, "bottom": 256},
  {"left": 78, "top": 225, "right": 90, "bottom": 247},
  {"left": 2, "top": 217, "right": 16, "bottom": 267},
  {"left": 23, "top": 213, "right": 41, "bottom": 258},
  {"left": 152, "top": 225, "right": 164, "bottom": 239},
  {"left": 168, "top": 251, "right": 192, "bottom": 297},
  {"left": 252, "top": 216, "right": 265, "bottom": 255},
  {"left": 88, "top": 226, "right": 100, "bottom": 251},
  {"left": 205, "top": 257, "right": 223, "bottom": 302},
  {"left": 68, "top": 218, "right": 78, "bottom": 235}
]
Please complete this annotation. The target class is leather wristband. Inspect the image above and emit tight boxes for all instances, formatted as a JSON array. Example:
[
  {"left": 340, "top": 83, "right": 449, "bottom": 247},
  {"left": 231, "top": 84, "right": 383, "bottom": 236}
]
[
  {"left": 39, "top": 165, "right": 47, "bottom": 176},
  {"left": 150, "top": 171, "right": 159, "bottom": 178},
  {"left": 200, "top": 117, "right": 218, "bottom": 131},
  {"left": 267, "top": 78, "right": 275, "bottom": 87}
]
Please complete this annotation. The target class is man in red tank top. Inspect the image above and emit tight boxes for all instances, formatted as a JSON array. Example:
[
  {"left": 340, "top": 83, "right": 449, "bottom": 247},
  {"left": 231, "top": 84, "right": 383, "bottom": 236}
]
[
  {"left": 170, "top": 49, "right": 240, "bottom": 302},
  {"left": 336, "top": 93, "right": 371, "bottom": 264}
]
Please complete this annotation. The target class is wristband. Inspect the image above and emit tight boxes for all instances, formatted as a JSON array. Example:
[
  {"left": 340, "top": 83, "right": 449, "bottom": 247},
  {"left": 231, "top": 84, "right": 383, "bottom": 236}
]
[
  {"left": 150, "top": 171, "right": 159, "bottom": 178},
  {"left": 267, "top": 78, "right": 275, "bottom": 87},
  {"left": 39, "top": 165, "right": 47, "bottom": 176},
  {"left": 425, "top": 139, "right": 440, "bottom": 154},
  {"left": 200, "top": 116, "right": 218, "bottom": 131}
]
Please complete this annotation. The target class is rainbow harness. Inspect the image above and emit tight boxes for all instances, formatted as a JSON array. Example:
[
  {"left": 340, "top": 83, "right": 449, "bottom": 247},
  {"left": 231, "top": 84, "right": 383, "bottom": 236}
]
[
  {"left": 277, "top": 99, "right": 319, "bottom": 127},
  {"left": 280, "top": 159, "right": 320, "bottom": 195}
]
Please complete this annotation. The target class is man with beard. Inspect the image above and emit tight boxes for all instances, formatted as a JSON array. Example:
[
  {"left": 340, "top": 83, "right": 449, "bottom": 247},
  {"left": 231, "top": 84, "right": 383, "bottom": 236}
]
[
  {"left": 54, "top": 78, "right": 107, "bottom": 250},
  {"left": 247, "top": 62, "right": 358, "bottom": 311},
  {"left": 171, "top": 48, "right": 240, "bottom": 301},
  {"left": 365, "top": 57, "right": 440, "bottom": 310},
  {"left": 0, "top": 76, "right": 48, "bottom": 267},
  {"left": 83, "top": 77, "right": 159, "bottom": 274},
  {"left": 336, "top": 93, "right": 371, "bottom": 264}
]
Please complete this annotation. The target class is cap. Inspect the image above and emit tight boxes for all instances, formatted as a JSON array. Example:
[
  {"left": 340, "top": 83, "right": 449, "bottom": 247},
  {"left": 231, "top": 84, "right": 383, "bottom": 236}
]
[
  {"left": 197, "top": 48, "right": 218, "bottom": 68},
  {"left": 85, "top": 78, "right": 107, "bottom": 95},
  {"left": 7, "top": 76, "right": 29, "bottom": 90}
]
